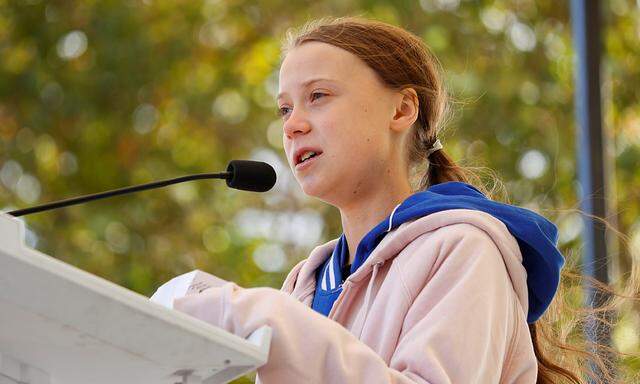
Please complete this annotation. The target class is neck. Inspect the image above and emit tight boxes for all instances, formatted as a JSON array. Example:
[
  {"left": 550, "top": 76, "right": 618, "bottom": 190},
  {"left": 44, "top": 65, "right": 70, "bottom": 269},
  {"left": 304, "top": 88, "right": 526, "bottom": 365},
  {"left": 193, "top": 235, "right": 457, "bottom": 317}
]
[{"left": 339, "top": 182, "right": 412, "bottom": 265}]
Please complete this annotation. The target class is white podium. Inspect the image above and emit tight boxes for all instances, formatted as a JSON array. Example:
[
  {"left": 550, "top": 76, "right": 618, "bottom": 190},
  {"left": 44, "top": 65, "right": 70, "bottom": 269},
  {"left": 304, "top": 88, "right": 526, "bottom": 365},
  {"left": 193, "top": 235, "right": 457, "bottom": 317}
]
[{"left": 0, "top": 213, "right": 271, "bottom": 384}]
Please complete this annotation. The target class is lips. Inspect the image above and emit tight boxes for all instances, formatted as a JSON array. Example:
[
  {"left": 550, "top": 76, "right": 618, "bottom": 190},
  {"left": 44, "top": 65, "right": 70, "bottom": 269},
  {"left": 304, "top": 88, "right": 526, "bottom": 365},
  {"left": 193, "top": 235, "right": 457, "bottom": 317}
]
[
  {"left": 295, "top": 151, "right": 322, "bottom": 171},
  {"left": 293, "top": 147, "right": 324, "bottom": 166}
]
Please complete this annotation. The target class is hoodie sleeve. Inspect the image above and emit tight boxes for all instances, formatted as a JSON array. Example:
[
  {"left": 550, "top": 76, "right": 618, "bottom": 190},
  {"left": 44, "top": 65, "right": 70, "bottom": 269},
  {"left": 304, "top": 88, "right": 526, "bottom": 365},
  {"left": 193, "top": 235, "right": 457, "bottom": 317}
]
[
  {"left": 173, "top": 224, "right": 535, "bottom": 383},
  {"left": 173, "top": 283, "right": 398, "bottom": 383}
]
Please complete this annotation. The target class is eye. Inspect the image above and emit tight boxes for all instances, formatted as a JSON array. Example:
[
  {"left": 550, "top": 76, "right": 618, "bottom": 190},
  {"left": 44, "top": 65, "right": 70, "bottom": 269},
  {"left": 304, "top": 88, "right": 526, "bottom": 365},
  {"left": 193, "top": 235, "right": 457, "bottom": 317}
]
[
  {"left": 277, "top": 106, "right": 291, "bottom": 117},
  {"left": 277, "top": 92, "right": 326, "bottom": 118},
  {"left": 310, "top": 92, "right": 326, "bottom": 102}
]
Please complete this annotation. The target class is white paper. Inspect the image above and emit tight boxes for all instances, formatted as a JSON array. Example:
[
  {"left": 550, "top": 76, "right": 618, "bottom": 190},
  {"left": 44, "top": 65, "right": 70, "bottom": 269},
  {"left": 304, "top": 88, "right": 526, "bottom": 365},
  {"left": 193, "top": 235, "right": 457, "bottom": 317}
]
[{"left": 149, "top": 269, "right": 228, "bottom": 309}]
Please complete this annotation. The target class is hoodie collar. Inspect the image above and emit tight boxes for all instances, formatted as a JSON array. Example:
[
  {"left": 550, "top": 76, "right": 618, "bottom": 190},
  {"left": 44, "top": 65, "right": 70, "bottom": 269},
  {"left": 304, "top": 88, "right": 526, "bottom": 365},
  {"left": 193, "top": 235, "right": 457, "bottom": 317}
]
[{"left": 293, "top": 182, "right": 564, "bottom": 323}]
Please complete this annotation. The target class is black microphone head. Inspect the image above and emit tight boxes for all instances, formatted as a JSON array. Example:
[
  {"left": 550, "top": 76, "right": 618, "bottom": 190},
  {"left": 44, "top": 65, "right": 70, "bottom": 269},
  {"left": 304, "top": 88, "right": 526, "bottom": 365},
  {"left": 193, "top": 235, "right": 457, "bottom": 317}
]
[{"left": 226, "top": 160, "right": 277, "bottom": 192}]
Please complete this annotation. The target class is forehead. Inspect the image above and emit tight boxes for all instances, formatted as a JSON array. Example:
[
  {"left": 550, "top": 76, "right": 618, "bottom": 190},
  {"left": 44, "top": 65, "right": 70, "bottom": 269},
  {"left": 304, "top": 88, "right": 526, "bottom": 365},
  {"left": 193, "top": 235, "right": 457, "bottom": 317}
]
[{"left": 278, "top": 41, "right": 376, "bottom": 98}]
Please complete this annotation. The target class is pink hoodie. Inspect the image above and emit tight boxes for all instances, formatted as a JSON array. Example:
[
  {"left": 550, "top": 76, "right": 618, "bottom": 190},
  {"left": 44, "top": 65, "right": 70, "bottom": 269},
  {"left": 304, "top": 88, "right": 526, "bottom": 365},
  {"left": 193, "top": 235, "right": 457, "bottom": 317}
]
[{"left": 174, "top": 209, "right": 537, "bottom": 383}]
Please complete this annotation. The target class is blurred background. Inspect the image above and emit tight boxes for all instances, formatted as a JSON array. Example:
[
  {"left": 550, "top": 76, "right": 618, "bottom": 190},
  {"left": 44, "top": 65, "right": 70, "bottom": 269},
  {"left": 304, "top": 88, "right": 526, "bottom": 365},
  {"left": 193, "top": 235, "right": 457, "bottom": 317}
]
[{"left": 0, "top": 0, "right": 638, "bottom": 382}]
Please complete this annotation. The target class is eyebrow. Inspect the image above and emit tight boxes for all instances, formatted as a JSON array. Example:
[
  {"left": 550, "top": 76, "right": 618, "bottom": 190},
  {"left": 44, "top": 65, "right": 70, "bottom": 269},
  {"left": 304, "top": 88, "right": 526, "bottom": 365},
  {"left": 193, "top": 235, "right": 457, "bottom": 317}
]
[{"left": 277, "top": 78, "right": 338, "bottom": 101}]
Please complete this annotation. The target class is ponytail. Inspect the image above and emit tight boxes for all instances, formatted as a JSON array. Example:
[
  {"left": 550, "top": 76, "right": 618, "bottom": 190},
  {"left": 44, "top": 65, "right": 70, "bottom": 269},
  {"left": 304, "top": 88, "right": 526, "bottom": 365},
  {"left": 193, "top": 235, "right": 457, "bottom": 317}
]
[{"left": 420, "top": 145, "right": 468, "bottom": 190}]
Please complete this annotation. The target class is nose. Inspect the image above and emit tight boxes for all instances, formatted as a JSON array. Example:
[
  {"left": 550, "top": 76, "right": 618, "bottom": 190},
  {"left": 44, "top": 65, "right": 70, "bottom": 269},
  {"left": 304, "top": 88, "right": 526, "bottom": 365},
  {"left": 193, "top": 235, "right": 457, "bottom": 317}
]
[{"left": 283, "top": 108, "right": 311, "bottom": 140}]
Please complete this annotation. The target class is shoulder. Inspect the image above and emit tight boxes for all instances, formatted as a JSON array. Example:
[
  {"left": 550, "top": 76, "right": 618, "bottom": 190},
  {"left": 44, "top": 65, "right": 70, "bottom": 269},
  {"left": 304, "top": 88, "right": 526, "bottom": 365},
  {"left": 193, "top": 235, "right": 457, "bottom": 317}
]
[
  {"left": 392, "top": 216, "right": 515, "bottom": 299},
  {"left": 281, "top": 258, "right": 307, "bottom": 293},
  {"left": 280, "top": 237, "right": 338, "bottom": 294},
  {"left": 388, "top": 209, "right": 521, "bottom": 266},
  {"left": 397, "top": 216, "right": 504, "bottom": 264}
]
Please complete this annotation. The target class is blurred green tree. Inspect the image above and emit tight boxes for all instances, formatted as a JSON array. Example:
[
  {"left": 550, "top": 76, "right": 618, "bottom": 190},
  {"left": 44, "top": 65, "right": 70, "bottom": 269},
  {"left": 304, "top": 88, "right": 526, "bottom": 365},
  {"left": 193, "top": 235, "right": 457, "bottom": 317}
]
[{"left": 1, "top": 0, "right": 638, "bottom": 382}]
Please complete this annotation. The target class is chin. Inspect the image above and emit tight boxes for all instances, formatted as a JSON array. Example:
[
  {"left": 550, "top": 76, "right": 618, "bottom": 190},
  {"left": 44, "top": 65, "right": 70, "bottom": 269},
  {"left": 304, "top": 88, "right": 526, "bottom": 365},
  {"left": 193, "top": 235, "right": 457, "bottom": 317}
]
[
  {"left": 296, "top": 173, "right": 330, "bottom": 198},
  {"left": 300, "top": 179, "right": 346, "bottom": 207},
  {"left": 299, "top": 179, "right": 325, "bottom": 198}
]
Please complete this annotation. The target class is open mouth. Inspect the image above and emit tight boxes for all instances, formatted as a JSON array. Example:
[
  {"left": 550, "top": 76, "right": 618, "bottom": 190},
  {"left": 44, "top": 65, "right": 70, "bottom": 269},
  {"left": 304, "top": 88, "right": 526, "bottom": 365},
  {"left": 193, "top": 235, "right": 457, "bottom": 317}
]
[
  {"left": 298, "top": 151, "right": 320, "bottom": 164},
  {"left": 296, "top": 151, "right": 323, "bottom": 169}
]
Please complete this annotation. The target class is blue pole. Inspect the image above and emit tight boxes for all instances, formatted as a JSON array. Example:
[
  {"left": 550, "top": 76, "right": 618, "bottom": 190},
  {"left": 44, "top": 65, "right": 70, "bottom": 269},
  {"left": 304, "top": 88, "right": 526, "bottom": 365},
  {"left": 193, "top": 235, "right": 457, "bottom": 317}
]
[{"left": 569, "top": 0, "right": 612, "bottom": 382}]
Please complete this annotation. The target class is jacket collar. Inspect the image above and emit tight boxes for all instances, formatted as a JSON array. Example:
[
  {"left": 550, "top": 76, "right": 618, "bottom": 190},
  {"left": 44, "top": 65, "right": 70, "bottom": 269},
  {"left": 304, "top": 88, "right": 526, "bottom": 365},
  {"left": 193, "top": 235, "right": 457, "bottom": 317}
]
[{"left": 285, "top": 209, "right": 530, "bottom": 318}]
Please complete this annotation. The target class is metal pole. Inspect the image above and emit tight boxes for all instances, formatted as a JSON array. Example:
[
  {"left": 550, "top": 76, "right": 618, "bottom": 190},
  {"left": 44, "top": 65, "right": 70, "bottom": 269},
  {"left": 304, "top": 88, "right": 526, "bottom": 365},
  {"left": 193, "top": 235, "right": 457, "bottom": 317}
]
[{"left": 569, "top": 0, "right": 613, "bottom": 381}]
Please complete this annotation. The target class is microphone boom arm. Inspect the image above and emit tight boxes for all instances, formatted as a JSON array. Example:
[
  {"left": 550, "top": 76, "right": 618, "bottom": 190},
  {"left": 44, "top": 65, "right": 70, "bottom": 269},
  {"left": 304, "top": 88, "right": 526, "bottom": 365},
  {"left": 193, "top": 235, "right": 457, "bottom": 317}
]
[{"left": 7, "top": 172, "right": 232, "bottom": 217}]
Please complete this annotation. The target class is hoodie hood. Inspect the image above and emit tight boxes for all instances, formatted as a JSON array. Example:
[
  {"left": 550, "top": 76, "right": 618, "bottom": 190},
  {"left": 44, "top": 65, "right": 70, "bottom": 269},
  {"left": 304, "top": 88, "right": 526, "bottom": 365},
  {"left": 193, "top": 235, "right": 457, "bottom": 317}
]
[{"left": 311, "top": 181, "right": 564, "bottom": 323}]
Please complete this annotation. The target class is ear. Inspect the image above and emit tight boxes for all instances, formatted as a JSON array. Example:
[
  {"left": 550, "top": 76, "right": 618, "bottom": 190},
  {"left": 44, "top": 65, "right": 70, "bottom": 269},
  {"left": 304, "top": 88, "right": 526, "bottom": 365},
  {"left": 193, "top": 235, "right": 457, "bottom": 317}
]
[{"left": 389, "top": 87, "right": 419, "bottom": 133}]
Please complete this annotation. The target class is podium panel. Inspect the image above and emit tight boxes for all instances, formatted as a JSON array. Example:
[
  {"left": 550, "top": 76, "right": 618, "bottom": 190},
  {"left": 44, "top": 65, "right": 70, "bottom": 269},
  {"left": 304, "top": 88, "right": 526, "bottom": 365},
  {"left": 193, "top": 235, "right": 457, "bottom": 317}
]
[{"left": 0, "top": 214, "right": 270, "bottom": 384}]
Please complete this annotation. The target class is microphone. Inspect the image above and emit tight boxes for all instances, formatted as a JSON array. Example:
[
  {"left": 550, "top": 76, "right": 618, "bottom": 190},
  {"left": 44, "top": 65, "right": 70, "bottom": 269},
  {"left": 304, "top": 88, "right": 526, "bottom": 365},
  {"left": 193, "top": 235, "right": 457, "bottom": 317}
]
[
  {"left": 7, "top": 160, "right": 276, "bottom": 217},
  {"left": 225, "top": 160, "right": 276, "bottom": 192}
]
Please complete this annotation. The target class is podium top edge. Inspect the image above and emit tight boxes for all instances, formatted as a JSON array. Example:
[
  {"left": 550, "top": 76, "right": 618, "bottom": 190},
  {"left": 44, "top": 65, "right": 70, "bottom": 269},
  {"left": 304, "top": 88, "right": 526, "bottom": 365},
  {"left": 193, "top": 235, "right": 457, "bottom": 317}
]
[{"left": 0, "top": 213, "right": 25, "bottom": 253}]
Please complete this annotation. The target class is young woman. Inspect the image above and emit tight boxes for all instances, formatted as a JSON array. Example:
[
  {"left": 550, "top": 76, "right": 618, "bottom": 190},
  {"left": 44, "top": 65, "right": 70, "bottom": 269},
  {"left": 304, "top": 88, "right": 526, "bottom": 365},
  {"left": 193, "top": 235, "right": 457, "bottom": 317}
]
[{"left": 174, "top": 17, "right": 614, "bottom": 383}]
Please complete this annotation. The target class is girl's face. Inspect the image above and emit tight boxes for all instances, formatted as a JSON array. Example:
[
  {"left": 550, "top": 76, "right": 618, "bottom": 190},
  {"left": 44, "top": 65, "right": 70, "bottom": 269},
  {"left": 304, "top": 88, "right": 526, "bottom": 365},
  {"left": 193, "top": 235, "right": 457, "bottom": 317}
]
[{"left": 277, "top": 42, "right": 409, "bottom": 207}]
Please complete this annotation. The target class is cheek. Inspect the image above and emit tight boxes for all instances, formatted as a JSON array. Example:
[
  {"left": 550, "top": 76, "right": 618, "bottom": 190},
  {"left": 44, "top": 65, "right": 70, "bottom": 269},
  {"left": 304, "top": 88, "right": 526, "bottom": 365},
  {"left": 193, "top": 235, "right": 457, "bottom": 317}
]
[
  {"left": 282, "top": 139, "right": 295, "bottom": 169},
  {"left": 314, "top": 99, "right": 386, "bottom": 159},
  {"left": 341, "top": 102, "right": 388, "bottom": 150},
  {"left": 325, "top": 100, "right": 367, "bottom": 137}
]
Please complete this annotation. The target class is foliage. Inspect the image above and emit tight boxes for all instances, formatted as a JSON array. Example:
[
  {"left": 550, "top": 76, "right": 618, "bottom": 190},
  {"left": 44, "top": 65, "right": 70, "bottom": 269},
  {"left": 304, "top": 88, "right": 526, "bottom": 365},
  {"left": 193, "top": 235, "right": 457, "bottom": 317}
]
[{"left": 0, "top": 0, "right": 638, "bottom": 382}]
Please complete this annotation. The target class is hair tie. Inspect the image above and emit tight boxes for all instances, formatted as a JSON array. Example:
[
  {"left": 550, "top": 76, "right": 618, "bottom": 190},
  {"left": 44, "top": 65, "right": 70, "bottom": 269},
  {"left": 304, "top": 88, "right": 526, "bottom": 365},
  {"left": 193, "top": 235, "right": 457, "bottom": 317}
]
[{"left": 426, "top": 138, "right": 443, "bottom": 157}]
